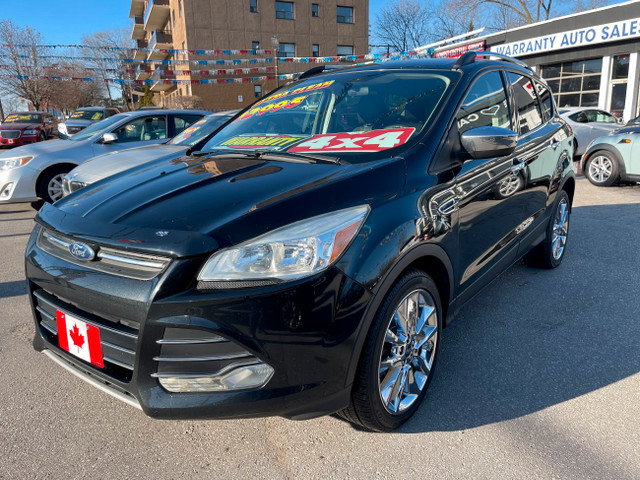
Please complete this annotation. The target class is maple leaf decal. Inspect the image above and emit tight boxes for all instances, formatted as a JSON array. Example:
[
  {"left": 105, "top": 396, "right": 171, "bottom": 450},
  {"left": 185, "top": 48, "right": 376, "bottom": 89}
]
[{"left": 69, "top": 324, "right": 85, "bottom": 350}]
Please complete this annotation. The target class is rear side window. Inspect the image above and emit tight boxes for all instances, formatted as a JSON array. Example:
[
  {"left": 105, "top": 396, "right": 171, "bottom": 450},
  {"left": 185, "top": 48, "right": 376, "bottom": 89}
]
[
  {"left": 173, "top": 114, "right": 203, "bottom": 134},
  {"left": 534, "top": 81, "right": 553, "bottom": 121},
  {"left": 508, "top": 73, "right": 543, "bottom": 134},
  {"left": 456, "top": 71, "right": 511, "bottom": 134}
]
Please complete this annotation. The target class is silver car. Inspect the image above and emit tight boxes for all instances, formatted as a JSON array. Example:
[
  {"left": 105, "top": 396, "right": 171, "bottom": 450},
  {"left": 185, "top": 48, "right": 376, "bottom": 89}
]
[
  {"left": 559, "top": 107, "right": 622, "bottom": 156},
  {"left": 0, "top": 109, "right": 209, "bottom": 204},
  {"left": 58, "top": 106, "right": 120, "bottom": 138},
  {"left": 62, "top": 111, "right": 237, "bottom": 196}
]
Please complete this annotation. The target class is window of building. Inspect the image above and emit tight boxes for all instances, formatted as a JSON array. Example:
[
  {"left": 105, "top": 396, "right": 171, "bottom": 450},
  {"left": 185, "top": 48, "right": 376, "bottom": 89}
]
[
  {"left": 610, "top": 54, "right": 630, "bottom": 117},
  {"left": 456, "top": 71, "right": 511, "bottom": 134},
  {"left": 337, "top": 45, "right": 353, "bottom": 56},
  {"left": 508, "top": 72, "right": 543, "bottom": 134},
  {"left": 277, "top": 42, "right": 295, "bottom": 57},
  {"left": 337, "top": 6, "right": 353, "bottom": 23},
  {"left": 250, "top": 0, "right": 258, "bottom": 13},
  {"left": 275, "top": 1, "right": 294, "bottom": 19},
  {"left": 252, "top": 41, "right": 260, "bottom": 50},
  {"left": 255, "top": 84, "right": 262, "bottom": 98},
  {"left": 540, "top": 58, "right": 602, "bottom": 108},
  {"left": 312, "top": 44, "right": 319, "bottom": 57},
  {"left": 312, "top": 3, "right": 319, "bottom": 17},
  {"left": 179, "top": 0, "right": 183, "bottom": 17}
]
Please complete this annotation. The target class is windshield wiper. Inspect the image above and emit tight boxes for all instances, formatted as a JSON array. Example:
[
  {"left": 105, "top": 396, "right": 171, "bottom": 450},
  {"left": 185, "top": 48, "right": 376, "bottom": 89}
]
[{"left": 191, "top": 149, "right": 340, "bottom": 164}]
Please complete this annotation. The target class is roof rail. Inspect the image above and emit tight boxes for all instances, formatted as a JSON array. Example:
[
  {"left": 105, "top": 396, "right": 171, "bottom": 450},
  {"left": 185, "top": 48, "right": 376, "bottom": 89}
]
[
  {"left": 453, "top": 50, "right": 532, "bottom": 70},
  {"left": 298, "top": 65, "right": 344, "bottom": 80}
]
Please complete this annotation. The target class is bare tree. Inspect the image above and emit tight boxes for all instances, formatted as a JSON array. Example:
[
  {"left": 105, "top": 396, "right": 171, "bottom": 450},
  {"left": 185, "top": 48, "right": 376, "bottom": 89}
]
[
  {"left": 0, "top": 21, "right": 51, "bottom": 110},
  {"left": 81, "top": 26, "right": 135, "bottom": 110},
  {"left": 374, "top": 0, "right": 433, "bottom": 52}
]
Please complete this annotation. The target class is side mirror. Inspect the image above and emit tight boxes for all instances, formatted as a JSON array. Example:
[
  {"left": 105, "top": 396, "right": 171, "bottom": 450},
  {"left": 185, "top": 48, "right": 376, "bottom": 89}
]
[
  {"left": 101, "top": 132, "right": 118, "bottom": 144},
  {"left": 460, "top": 126, "right": 518, "bottom": 159},
  {"left": 617, "top": 117, "right": 625, "bottom": 125}
]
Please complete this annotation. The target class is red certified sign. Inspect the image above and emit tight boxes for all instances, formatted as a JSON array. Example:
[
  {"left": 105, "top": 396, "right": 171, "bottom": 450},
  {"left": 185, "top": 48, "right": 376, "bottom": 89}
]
[
  {"left": 288, "top": 128, "right": 415, "bottom": 153},
  {"left": 435, "top": 41, "right": 485, "bottom": 59}
]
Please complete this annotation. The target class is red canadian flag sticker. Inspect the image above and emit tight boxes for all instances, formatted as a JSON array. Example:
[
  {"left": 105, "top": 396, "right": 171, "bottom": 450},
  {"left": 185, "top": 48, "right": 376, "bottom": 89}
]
[{"left": 56, "top": 310, "right": 104, "bottom": 368}]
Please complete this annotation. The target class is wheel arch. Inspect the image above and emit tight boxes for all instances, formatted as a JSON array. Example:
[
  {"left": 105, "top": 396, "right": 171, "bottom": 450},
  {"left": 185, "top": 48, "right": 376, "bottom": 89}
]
[
  {"left": 581, "top": 144, "right": 626, "bottom": 177},
  {"left": 560, "top": 175, "right": 576, "bottom": 211},
  {"left": 345, "top": 243, "right": 455, "bottom": 388},
  {"left": 35, "top": 163, "right": 78, "bottom": 198}
]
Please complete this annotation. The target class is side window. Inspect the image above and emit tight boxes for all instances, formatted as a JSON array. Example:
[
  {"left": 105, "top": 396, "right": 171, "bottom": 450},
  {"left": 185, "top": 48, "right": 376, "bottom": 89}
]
[
  {"left": 596, "top": 110, "right": 617, "bottom": 123},
  {"left": 173, "top": 115, "right": 203, "bottom": 134},
  {"left": 113, "top": 116, "right": 167, "bottom": 143},
  {"left": 456, "top": 71, "right": 511, "bottom": 134},
  {"left": 507, "top": 72, "right": 543, "bottom": 134},
  {"left": 106, "top": 109, "right": 118, "bottom": 117},
  {"left": 534, "top": 81, "right": 553, "bottom": 121}
]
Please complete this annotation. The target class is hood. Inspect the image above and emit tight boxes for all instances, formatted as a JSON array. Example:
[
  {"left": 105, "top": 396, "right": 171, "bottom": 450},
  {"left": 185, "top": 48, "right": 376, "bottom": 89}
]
[
  {"left": 66, "top": 144, "right": 188, "bottom": 184},
  {"left": 0, "top": 137, "right": 86, "bottom": 160},
  {"left": 0, "top": 123, "right": 42, "bottom": 131},
  {"left": 38, "top": 153, "right": 405, "bottom": 257},
  {"left": 64, "top": 119, "right": 94, "bottom": 127}
]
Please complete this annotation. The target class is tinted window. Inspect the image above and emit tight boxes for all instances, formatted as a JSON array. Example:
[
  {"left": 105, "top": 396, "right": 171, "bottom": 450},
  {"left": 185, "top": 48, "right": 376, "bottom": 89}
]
[
  {"left": 113, "top": 116, "right": 167, "bottom": 143},
  {"left": 508, "top": 73, "right": 543, "bottom": 134},
  {"left": 534, "top": 81, "right": 553, "bottom": 121},
  {"left": 456, "top": 71, "right": 511, "bottom": 134},
  {"left": 3, "top": 113, "right": 43, "bottom": 123},
  {"left": 173, "top": 114, "right": 203, "bottom": 134}
]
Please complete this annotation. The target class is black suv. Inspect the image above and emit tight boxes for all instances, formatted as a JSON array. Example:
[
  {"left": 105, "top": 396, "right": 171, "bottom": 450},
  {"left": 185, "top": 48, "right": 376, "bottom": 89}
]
[{"left": 25, "top": 53, "right": 574, "bottom": 432}]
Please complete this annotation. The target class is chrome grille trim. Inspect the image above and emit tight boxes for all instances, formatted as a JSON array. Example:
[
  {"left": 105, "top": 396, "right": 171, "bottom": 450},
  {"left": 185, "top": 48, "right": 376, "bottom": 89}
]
[
  {"left": 153, "top": 352, "right": 254, "bottom": 362},
  {"left": 37, "top": 228, "right": 171, "bottom": 281},
  {"left": 0, "top": 130, "right": 21, "bottom": 139},
  {"left": 156, "top": 337, "right": 229, "bottom": 345}
]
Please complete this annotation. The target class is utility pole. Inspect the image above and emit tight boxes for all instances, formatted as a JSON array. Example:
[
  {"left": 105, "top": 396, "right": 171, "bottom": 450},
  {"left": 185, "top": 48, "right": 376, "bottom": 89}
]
[{"left": 0, "top": 97, "right": 4, "bottom": 122}]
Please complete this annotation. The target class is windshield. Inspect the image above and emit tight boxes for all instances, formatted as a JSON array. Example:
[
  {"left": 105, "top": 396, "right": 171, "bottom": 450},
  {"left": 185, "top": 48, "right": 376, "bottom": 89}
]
[
  {"left": 202, "top": 70, "right": 454, "bottom": 160},
  {"left": 3, "top": 113, "right": 42, "bottom": 124},
  {"left": 169, "top": 114, "right": 233, "bottom": 147},
  {"left": 70, "top": 109, "right": 104, "bottom": 121},
  {"left": 68, "top": 114, "right": 128, "bottom": 141}
]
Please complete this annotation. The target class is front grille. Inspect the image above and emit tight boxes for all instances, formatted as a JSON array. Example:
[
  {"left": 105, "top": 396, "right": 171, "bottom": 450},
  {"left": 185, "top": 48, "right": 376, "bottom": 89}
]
[
  {"left": 67, "top": 126, "right": 85, "bottom": 134},
  {"left": 33, "top": 288, "right": 138, "bottom": 382},
  {"left": 153, "top": 328, "right": 258, "bottom": 378},
  {"left": 0, "top": 130, "right": 21, "bottom": 139},
  {"left": 37, "top": 228, "right": 171, "bottom": 281}
]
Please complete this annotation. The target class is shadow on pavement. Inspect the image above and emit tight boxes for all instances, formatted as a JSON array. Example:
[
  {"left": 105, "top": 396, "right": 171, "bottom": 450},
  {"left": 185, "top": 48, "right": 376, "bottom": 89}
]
[
  {"left": 338, "top": 203, "right": 640, "bottom": 432},
  {"left": 0, "top": 280, "right": 27, "bottom": 299}
]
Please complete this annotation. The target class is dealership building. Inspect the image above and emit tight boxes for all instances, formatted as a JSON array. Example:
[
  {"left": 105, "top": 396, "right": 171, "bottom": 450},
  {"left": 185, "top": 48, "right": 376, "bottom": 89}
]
[{"left": 432, "top": 0, "right": 640, "bottom": 121}]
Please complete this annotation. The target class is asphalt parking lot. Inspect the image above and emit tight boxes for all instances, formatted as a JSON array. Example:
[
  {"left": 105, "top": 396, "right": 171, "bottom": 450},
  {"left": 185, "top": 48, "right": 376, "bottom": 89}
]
[{"left": 1, "top": 176, "right": 639, "bottom": 479}]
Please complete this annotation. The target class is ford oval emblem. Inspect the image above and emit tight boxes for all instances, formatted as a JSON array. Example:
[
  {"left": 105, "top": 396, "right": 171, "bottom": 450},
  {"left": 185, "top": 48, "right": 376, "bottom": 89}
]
[{"left": 68, "top": 242, "right": 95, "bottom": 261}]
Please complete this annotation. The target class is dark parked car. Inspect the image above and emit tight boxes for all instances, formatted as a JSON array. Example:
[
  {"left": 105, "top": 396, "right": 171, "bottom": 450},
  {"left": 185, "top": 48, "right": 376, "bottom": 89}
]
[
  {"left": 25, "top": 53, "right": 575, "bottom": 432},
  {"left": 0, "top": 112, "right": 57, "bottom": 146},
  {"left": 58, "top": 107, "right": 120, "bottom": 138}
]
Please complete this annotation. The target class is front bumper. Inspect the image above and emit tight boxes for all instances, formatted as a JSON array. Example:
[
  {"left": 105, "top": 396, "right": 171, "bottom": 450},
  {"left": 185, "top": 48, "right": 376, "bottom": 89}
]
[
  {"left": 0, "top": 134, "right": 39, "bottom": 146},
  {"left": 26, "top": 225, "right": 371, "bottom": 420},
  {"left": 0, "top": 165, "right": 39, "bottom": 203}
]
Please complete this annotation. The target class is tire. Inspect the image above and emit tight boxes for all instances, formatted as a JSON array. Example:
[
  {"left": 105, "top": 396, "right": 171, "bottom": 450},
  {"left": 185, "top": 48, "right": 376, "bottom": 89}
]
[
  {"left": 38, "top": 131, "right": 46, "bottom": 142},
  {"left": 525, "top": 190, "right": 570, "bottom": 269},
  {"left": 339, "top": 269, "right": 442, "bottom": 432},
  {"left": 584, "top": 151, "right": 619, "bottom": 186},
  {"left": 37, "top": 166, "right": 72, "bottom": 203}
]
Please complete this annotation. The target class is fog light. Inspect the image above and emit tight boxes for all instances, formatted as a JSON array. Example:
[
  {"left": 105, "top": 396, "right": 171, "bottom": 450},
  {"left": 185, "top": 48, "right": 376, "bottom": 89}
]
[
  {"left": 157, "top": 363, "right": 274, "bottom": 393},
  {"left": 0, "top": 182, "right": 14, "bottom": 199}
]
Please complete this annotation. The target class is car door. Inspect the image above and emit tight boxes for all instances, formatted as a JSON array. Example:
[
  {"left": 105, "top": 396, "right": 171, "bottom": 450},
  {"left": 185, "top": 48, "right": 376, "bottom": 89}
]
[
  {"left": 452, "top": 70, "right": 527, "bottom": 303},
  {"left": 91, "top": 114, "right": 169, "bottom": 157},
  {"left": 629, "top": 133, "right": 640, "bottom": 175}
]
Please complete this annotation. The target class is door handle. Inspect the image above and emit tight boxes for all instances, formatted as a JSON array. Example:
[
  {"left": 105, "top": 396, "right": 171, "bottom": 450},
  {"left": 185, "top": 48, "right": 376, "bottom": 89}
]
[
  {"left": 437, "top": 197, "right": 459, "bottom": 216},
  {"left": 550, "top": 139, "right": 560, "bottom": 150}
]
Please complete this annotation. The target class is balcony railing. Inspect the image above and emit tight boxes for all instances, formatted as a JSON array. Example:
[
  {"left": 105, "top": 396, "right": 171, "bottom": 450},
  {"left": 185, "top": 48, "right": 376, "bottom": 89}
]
[
  {"left": 129, "top": 0, "right": 145, "bottom": 18},
  {"left": 131, "top": 16, "right": 145, "bottom": 40},
  {"left": 144, "top": 0, "right": 170, "bottom": 31},
  {"left": 147, "top": 30, "right": 173, "bottom": 60}
]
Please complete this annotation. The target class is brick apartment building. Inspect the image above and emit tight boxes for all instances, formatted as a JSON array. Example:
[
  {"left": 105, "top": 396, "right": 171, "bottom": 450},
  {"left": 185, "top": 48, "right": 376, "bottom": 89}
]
[{"left": 129, "top": 0, "right": 369, "bottom": 110}]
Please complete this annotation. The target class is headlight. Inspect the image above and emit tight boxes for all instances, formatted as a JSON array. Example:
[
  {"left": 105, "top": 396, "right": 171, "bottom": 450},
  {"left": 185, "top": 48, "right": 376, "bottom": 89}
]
[
  {"left": 0, "top": 156, "right": 33, "bottom": 171},
  {"left": 23, "top": 129, "right": 38, "bottom": 136},
  {"left": 197, "top": 205, "right": 369, "bottom": 285}
]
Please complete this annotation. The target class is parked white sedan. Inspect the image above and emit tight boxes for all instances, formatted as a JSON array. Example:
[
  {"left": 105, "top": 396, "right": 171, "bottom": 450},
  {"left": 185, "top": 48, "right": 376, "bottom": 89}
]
[{"left": 559, "top": 107, "right": 622, "bottom": 156}]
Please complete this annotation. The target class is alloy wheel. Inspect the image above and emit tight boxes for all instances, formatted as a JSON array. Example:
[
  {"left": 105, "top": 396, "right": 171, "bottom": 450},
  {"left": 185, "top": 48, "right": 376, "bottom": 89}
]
[
  {"left": 47, "top": 174, "right": 66, "bottom": 202},
  {"left": 498, "top": 174, "right": 521, "bottom": 197},
  {"left": 378, "top": 289, "right": 438, "bottom": 414},
  {"left": 588, "top": 155, "right": 613, "bottom": 183},
  {"left": 552, "top": 197, "right": 569, "bottom": 260}
]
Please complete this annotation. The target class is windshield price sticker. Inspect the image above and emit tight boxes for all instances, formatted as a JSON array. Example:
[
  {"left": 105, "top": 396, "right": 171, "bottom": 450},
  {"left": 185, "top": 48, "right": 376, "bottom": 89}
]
[
  {"left": 4, "top": 115, "right": 18, "bottom": 122},
  {"left": 288, "top": 128, "right": 416, "bottom": 153},
  {"left": 253, "top": 80, "right": 335, "bottom": 108},
  {"left": 236, "top": 95, "right": 308, "bottom": 121},
  {"left": 220, "top": 134, "right": 307, "bottom": 149}
]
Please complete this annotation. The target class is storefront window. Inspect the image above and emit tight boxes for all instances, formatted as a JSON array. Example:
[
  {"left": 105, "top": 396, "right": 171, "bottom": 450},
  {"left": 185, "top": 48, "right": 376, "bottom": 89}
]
[
  {"left": 612, "top": 54, "right": 629, "bottom": 80},
  {"left": 610, "top": 54, "right": 630, "bottom": 117},
  {"left": 541, "top": 58, "right": 602, "bottom": 108}
]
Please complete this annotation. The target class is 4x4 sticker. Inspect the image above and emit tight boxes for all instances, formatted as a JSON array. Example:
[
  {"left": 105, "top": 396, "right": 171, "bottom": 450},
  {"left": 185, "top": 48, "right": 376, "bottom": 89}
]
[{"left": 288, "top": 128, "right": 415, "bottom": 153}]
